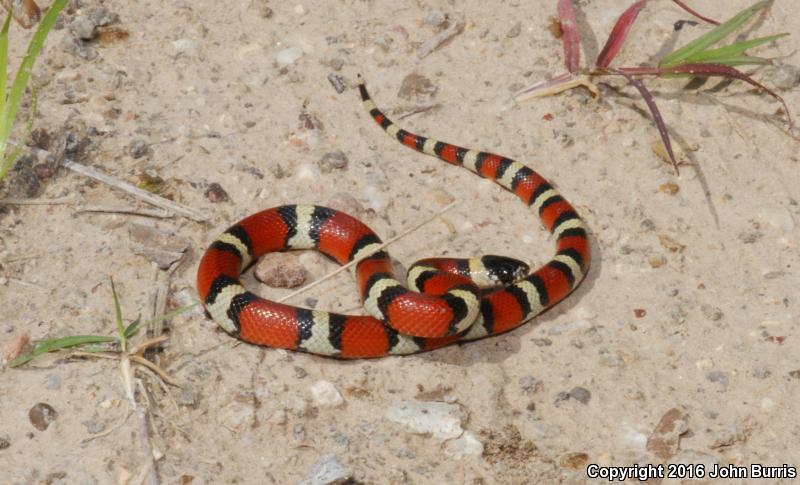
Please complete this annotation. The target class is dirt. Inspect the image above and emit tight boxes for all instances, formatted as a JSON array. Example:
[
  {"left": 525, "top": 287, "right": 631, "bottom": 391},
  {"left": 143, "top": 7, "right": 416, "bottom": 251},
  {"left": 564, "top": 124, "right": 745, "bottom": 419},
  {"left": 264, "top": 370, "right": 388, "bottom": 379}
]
[{"left": 1, "top": 0, "right": 799, "bottom": 484}]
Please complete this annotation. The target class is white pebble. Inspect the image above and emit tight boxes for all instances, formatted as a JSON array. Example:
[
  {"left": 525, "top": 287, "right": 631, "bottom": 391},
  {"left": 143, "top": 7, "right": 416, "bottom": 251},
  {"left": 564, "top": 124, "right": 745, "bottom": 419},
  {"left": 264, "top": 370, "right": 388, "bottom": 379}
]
[
  {"left": 297, "top": 454, "right": 350, "bottom": 485},
  {"left": 443, "top": 431, "right": 484, "bottom": 458},
  {"left": 758, "top": 206, "right": 795, "bottom": 232},
  {"left": 695, "top": 358, "right": 714, "bottom": 370},
  {"left": 294, "top": 4, "right": 307, "bottom": 15},
  {"left": 277, "top": 46, "right": 304, "bottom": 65},
  {"left": 547, "top": 319, "right": 590, "bottom": 336},
  {"left": 172, "top": 38, "right": 194, "bottom": 52},
  {"left": 309, "top": 380, "right": 344, "bottom": 408},
  {"left": 385, "top": 401, "right": 463, "bottom": 441},
  {"left": 295, "top": 163, "right": 320, "bottom": 183},
  {"left": 761, "top": 398, "right": 775, "bottom": 412}
]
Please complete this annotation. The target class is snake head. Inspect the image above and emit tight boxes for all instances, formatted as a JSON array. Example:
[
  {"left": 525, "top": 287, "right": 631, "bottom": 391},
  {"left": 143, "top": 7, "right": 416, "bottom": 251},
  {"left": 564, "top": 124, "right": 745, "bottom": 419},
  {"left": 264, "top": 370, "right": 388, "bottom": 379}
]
[{"left": 481, "top": 255, "right": 530, "bottom": 286}]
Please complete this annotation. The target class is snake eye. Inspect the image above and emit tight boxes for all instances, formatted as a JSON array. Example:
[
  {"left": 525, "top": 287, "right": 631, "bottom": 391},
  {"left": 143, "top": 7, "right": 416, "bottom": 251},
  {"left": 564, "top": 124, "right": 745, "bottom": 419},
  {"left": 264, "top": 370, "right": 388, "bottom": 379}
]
[{"left": 481, "top": 255, "right": 530, "bottom": 285}]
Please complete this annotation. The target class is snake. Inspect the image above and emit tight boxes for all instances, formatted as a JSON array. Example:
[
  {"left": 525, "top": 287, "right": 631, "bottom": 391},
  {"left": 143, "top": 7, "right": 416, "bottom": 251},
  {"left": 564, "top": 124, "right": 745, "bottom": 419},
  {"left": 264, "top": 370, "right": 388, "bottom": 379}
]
[{"left": 195, "top": 76, "right": 591, "bottom": 358}]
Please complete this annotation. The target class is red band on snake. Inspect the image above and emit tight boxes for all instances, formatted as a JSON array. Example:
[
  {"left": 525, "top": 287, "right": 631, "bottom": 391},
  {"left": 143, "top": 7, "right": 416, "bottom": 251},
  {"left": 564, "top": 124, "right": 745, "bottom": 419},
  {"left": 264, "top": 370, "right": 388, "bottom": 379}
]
[{"left": 195, "top": 76, "right": 591, "bottom": 358}]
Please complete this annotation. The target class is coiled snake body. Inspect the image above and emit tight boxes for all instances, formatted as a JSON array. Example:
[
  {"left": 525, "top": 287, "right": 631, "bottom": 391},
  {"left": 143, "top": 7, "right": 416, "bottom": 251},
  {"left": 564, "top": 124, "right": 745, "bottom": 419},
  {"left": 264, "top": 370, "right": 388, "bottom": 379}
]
[{"left": 196, "top": 77, "right": 590, "bottom": 358}]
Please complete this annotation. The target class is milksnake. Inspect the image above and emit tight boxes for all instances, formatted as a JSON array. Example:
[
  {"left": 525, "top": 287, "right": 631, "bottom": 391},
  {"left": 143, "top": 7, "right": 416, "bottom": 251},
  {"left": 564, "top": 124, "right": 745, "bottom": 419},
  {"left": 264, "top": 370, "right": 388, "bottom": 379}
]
[{"left": 196, "top": 76, "right": 591, "bottom": 358}]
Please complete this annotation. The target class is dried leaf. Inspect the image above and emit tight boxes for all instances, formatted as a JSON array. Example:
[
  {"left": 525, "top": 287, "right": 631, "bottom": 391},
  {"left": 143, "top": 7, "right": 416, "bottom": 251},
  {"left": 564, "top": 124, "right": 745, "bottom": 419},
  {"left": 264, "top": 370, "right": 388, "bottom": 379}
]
[{"left": 0, "top": 0, "right": 40, "bottom": 29}]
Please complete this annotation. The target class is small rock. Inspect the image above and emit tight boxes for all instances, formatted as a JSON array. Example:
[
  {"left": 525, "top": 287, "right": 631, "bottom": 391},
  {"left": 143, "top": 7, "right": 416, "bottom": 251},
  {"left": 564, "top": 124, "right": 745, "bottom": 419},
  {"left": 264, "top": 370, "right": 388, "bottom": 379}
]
[
  {"left": 559, "top": 452, "right": 589, "bottom": 469},
  {"left": 277, "top": 47, "right": 304, "bottom": 65},
  {"left": 547, "top": 319, "right": 590, "bottom": 336},
  {"left": 172, "top": 38, "right": 194, "bottom": 52},
  {"left": 251, "top": 0, "right": 273, "bottom": 18},
  {"left": 176, "top": 388, "right": 198, "bottom": 407},
  {"left": 788, "top": 369, "right": 800, "bottom": 379},
  {"left": 319, "top": 150, "right": 349, "bottom": 173},
  {"left": 297, "top": 454, "right": 350, "bottom": 485},
  {"left": 695, "top": 358, "right": 714, "bottom": 370},
  {"left": 29, "top": 402, "right": 58, "bottom": 431},
  {"left": 752, "top": 367, "right": 771, "bottom": 379},
  {"left": 397, "top": 73, "right": 437, "bottom": 101},
  {"left": 709, "top": 424, "right": 751, "bottom": 449},
  {"left": 309, "top": 380, "right": 345, "bottom": 408},
  {"left": 424, "top": 10, "right": 447, "bottom": 27},
  {"left": 518, "top": 375, "right": 540, "bottom": 394},
  {"left": 706, "top": 371, "right": 729, "bottom": 389},
  {"left": 765, "top": 62, "right": 800, "bottom": 90},
  {"left": 2, "top": 333, "right": 32, "bottom": 364},
  {"left": 128, "top": 139, "right": 149, "bottom": 159},
  {"left": 205, "top": 183, "right": 229, "bottom": 203},
  {"left": 329, "top": 57, "right": 344, "bottom": 71},
  {"left": 443, "top": 431, "right": 483, "bottom": 458},
  {"left": 89, "top": 7, "right": 117, "bottom": 27},
  {"left": 532, "top": 337, "right": 552, "bottom": 347},
  {"left": 46, "top": 375, "right": 61, "bottom": 390},
  {"left": 327, "top": 192, "right": 365, "bottom": 217},
  {"left": 506, "top": 22, "right": 522, "bottom": 38},
  {"left": 0, "top": 436, "right": 9, "bottom": 450},
  {"left": 758, "top": 206, "right": 795, "bottom": 232},
  {"left": 83, "top": 419, "right": 105, "bottom": 434},
  {"left": 568, "top": 386, "right": 591, "bottom": 404},
  {"left": 254, "top": 253, "right": 307, "bottom": 288},
  {"left": 701, "top": 304, "right": 723, "bottom": 321},
  {"left": 70, "top": 16, "right": 96, "bottom": 40},
  {"left": 647, "top": 408, "right": 689, "bottom": 460},
  {"left": 385, "top": 401, "right": 463, "bottom": 441},
  {"left": 327, "top": 73, "right": 346, "bottom": 94}
]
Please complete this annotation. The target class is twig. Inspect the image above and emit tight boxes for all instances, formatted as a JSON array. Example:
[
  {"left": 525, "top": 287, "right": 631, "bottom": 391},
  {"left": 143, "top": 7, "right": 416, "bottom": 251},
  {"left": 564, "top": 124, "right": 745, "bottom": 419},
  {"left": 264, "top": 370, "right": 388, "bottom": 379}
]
[
  {"left": 0, "top": 197, "right": 73, "bottom": 205},
  {"left": 6, "top": 139, "right": 209, "bottom": 222},
  {"left": 75, "top": 204, "right": 172, "bottom": 219},
  {"left": 277, "top": 200, "right": 458, "bottom": 303},
  {"left": 417, "top": 18, "right": 465, "bottom": 59},
  {"left": 130, "top": 355, "right": 179, "bottom": 387}
]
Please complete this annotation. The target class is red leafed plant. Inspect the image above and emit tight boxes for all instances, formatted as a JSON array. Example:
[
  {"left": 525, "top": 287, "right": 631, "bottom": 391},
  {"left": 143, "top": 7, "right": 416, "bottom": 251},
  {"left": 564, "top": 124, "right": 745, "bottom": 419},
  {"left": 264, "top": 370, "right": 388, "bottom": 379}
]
[{"left": 516, "top": 0, "right": 793, "bottom": 174}]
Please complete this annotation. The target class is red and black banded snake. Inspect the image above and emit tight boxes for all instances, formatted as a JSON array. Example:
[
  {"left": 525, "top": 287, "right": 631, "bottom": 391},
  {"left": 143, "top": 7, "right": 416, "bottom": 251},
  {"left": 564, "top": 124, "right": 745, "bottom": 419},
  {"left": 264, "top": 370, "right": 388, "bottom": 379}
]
[{"left": 196, "top": 76, "right": 590, "bottom": 358}]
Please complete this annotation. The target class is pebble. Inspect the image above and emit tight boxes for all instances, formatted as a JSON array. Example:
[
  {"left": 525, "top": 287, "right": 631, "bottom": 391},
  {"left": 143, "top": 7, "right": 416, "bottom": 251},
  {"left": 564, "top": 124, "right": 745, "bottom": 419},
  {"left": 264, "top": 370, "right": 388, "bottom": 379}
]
[
  {"left": 70, "top": 16, "right": 96, "bottom": 40},
  {"left": 327, "top": 73, "right": 346, "bottom": 93},
  {"left": 788, "top": 369, "right": 800, "bottom": 379},
  {"left": 251, "top": 0, "right": 273, "bottom": 18},
  {"left": 0, "top": 435, "right": 9, "bottom": 450},
  {"left": 128, "top": 139, "right": 149, "bottom": 159},
  {"left": 2, "top": 333, "right": 32, "bottom": 364},
  {"left": 397, "top": 73, "right": 437, "bottom": 101},
  {"left": 443, "top": 431, "right": 484, "bottom": 458},
  {"left": 695, "top": 358, "right": 714, "bottom": 370},
  {"left": 765, "top": 62, "right": 800, "bottom": 89},
  {"left": 89, "top": 7, "right": 117, "bottom": 27},
  {"left": 309, "top": 380, "right": 345, "bottom": 408},
  {"left": 327, "top": 192, "right": 365, "bottom": 217},
  {"left": 29, "top": 402, "right": 58, "bottom": 431},
  {"left": 709, "top": 424, "right": 750, "bottom": 448},
  {"left": 752, "top": 367, "right": 771, "bottom": 379},
  {"left": 205, "top": 183, "right": 230, "bottom": 203},
  {"left": 705, "top": 371, "right": 729, "bottom": 389},
  {"left": 176, "top": 388, "right": 198, "bottom": 407},
  {"left": 319, "top": 150, "right": 349, "bottom": 173},
  {"left": 546, "top": 319, "right": 590, "bottom": 336},
  {"left": 761, "top": 397, "right": 775, "bottom": 413},
  {"left": 172, "top": 38, "right": 194, "bottom": 52},
  {"left": 568, "top": 386, "right": 591, "bottom": 404},
  {"left": 758, "top": 206, "right": 795, "bottom": 231},
  {"left": 700, "top": 304, "right": 723, "bottom": 321},
  {"left": 423, "top": 10, "right": 447, "bottom": 27},
  {"left": 297, "top": 455, "right": 351, "bottom": 485},
  {"left": 559, "top": 452, "right": 589, "bottom": 469},
  {"left": 385, "top": 401, "right": 463, "bottom": 441},
  {"left": 277, "top": 47, "right": 304, "bottom": 65},
  {"left": 46, "top": 374, "right": 61, "bottom": 390},
  {"left": 506, "top": 22, "right": 522, "bottom": 38},
  {"left": 254, "top": 253, "right": 307, "bottom": 288}
]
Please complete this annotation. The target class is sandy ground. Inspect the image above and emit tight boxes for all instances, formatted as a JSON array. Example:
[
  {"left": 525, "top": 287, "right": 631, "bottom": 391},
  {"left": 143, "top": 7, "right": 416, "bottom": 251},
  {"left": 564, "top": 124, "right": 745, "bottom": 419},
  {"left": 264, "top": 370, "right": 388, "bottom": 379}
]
[{"left": 1, "top": 0, "right": 799, "bottom": 483}]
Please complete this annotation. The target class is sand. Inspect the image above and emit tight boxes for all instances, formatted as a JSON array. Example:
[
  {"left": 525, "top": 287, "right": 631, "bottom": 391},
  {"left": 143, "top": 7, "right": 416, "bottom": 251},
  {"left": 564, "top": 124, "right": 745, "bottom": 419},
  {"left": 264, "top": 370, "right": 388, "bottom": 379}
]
[{"left": 1, "top": 0, "right": 799, "bottom": 483}]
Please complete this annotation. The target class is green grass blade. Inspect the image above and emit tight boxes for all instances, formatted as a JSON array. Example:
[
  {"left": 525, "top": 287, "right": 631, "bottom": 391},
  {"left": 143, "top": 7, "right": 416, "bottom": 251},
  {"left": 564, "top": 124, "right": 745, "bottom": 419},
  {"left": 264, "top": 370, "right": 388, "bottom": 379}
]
[
  {"left": 124, "top": 318, "right": 141, "bottom": 338},
  {"left": 692, "top": 55, "right": 771, "bottom": 67},
  {"left": 110, "top": 277, "right": 127, "bottom": 351},
  {"left": 660, "top": 0, "right": 770, "bottom": 67},
  {"left": 9, "top": 334, "right": 117, "bottom": 367},
  {"left": 683, "top": 33, "right": 787, "bottom": 63},
  {"left": 0, "top": 12, "right": 12, "bottom": 114},
  {"left": 3, "top": 84, "right": 37, "bottom": 170},
  {"left": 0, "top": 0, "right": 68, "bottom": 155}
]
